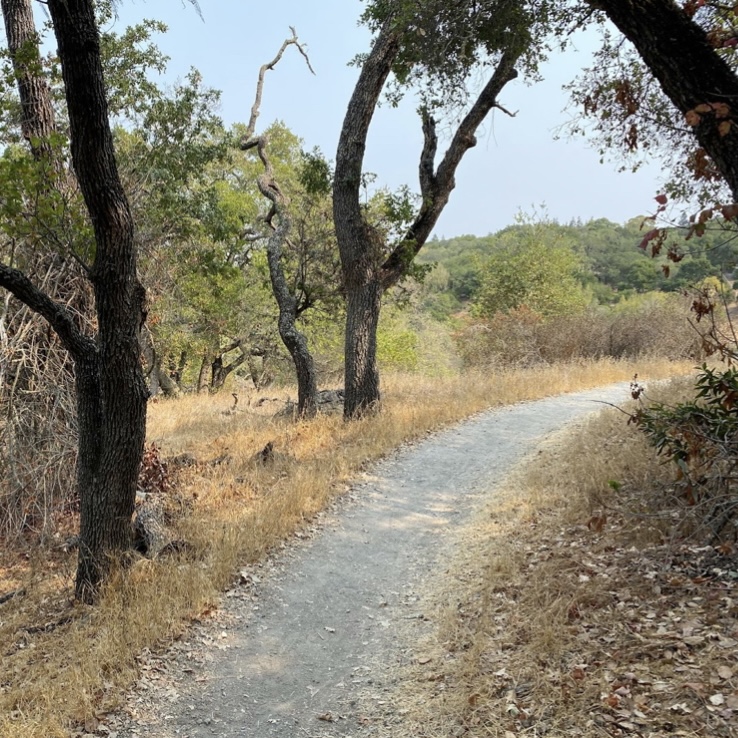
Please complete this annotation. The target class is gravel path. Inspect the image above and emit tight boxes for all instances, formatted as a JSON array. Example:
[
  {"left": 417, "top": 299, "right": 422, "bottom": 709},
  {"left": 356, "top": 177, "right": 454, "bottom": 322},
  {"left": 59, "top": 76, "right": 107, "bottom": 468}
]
[{"left": 114, "top": 384, "right": 631, "bottom": 738}]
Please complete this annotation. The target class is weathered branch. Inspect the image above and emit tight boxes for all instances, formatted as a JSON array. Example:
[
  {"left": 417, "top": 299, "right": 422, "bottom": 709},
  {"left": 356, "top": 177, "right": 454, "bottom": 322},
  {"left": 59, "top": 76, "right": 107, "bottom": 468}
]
[
  {"left": 494, "top": 102, "right": 517, "bottom": 118},
  {"left": 241, "top": 31, "right": 318, "bottom": 416},
  {"left": 0, "top": 262, "right": 95, "bottom": 359},
  {"left": 241, "top": 27, "right": 315, "bottom": 147}
]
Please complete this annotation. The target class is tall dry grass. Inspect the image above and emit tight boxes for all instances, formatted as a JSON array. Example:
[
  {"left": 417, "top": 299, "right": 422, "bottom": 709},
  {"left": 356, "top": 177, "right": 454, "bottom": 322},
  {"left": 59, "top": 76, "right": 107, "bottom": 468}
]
[{"left": 0, "top": 359, "right": 695, "bottom": 737}]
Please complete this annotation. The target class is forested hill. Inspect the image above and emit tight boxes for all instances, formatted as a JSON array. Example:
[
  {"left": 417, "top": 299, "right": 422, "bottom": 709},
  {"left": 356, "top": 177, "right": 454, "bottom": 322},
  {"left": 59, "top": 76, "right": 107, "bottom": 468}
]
[{"left": 418, "top": 217, "right": 738, "bottom": 307}]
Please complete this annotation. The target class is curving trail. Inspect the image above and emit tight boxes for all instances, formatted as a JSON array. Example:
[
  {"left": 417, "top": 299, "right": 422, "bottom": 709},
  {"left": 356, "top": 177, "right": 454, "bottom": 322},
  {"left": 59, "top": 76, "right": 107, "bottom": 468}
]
[{"left": 116, "top": 383, "right": 631, "bottom": 738}]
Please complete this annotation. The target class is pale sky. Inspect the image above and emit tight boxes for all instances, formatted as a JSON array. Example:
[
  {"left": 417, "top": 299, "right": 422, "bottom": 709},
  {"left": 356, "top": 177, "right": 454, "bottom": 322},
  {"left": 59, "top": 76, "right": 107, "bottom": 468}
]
[{"left": 109, "top": 1, "right": 664, "bottom": 238}]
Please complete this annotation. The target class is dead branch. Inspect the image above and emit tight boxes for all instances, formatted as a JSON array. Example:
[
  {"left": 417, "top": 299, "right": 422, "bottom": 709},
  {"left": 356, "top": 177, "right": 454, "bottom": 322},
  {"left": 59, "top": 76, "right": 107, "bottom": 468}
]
[{"left": 242, "top": 28, "right": 315, "bottom": 146}]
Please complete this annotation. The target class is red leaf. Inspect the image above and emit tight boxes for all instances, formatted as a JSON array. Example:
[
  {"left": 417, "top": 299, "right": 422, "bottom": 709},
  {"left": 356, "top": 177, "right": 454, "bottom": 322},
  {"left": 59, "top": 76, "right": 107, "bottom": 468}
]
[
  {"left": 639, "top": 228, "right": 661, "bottom": 251},
  {"left": 655, "top": 193, "right": 668, "bottom": 205}
]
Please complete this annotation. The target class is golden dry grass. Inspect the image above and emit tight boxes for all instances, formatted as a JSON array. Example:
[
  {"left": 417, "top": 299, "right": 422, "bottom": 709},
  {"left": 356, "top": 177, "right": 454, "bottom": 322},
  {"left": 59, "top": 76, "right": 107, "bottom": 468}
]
[
  {"left": 374, "top": 373, "right": 737, "bottom": 738},
  {"left": 0, "top": 359, "right": 695, "bottom": 737}
]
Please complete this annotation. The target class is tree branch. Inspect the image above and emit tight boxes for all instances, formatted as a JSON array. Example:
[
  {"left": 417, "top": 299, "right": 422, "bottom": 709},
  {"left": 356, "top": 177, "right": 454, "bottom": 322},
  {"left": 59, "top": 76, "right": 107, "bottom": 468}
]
[
  {"left": 380, "top": 49, "right": 520, "bottom": 286},
  {"left": 418, "top": 108, "right": 438, "bottom": 202},
  {"left": 241, "top": 28, "right": 315, "bottom": 147},
  {"left": 0, "top": 262, "right": 95, "bottom": 359}
]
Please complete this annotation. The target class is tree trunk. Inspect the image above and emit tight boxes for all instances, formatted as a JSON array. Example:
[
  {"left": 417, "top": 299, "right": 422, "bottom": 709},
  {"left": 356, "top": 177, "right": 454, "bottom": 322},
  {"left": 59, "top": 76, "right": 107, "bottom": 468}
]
[
  {"left": 155, "top": 364, "right": 180, "bottom": 398},
  {"left": 343, "top": 278, "right": 382, "bottom": 416},
  {"left": 334, "top": 22, "right": 400, "bottom": 418},
  {"left": 47, "top": 0, "right": 148, "bottom": 601},
  {"left": 590, "top": 0, "right": 738, "bottom": 200},
  {"left": 0, "top": 0, "right": 146, "bottom": 599},
  {"left": 1, "top": 0, "right": 57, "bottom": 161},
  {"left": 334, "top": 18, "right": 519, "bottom": 417},
  {"left": 197, "top": 353, "right": 209, "bottom": 393},
  {"left": 263, "top": 204, "right": 318, "bottom": 418},
  {"left": 245, "top": 134, "right": 318, "bottom": 417}
]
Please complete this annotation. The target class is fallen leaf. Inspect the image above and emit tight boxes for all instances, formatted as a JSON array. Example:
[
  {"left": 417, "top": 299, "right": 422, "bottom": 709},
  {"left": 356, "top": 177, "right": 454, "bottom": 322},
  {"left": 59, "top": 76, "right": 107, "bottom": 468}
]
[
  {"left": 709, "top": 693, "right": 725, "bottom": 706},
  {"left": 718, "top": 665, "right": 733, "bottom": 680},
  {"left": 317, "top": 712, "right": 335, "bottom": 722}
]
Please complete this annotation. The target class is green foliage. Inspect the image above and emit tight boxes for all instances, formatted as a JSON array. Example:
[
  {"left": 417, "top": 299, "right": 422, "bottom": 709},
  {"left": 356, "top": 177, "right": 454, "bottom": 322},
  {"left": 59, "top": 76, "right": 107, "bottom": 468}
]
[
  {"left": 299, "top": 147, "right": 332, "bottom": 197},
  {"left": 360, "top": 0, "right": 574, "bottom": 107},
  {"left": 474, "top": 221, "right": 591, "bottom": 318},
  {"left": 377, "top": 307, "right": 419, "bottom": 372}
]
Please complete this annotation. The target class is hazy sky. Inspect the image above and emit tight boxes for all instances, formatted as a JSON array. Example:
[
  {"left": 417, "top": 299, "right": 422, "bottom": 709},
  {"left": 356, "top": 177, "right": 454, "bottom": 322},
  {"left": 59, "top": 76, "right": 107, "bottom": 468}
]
[{"left": 108, "top": 0, "right": 664, "bottom": 239}]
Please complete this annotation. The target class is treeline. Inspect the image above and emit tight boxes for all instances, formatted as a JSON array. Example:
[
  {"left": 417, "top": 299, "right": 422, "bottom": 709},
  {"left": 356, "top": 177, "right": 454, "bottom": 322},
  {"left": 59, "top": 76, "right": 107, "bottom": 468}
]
[
  {"left": 407, "top": 216, "right": 734, "bottom": 368},
  {"left": 418, "top": 216, "right": 738, "bottom": 319}
]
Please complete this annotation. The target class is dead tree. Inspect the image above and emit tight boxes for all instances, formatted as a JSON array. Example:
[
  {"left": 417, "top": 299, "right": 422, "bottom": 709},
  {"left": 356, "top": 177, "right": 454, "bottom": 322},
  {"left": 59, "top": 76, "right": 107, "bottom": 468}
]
[{"left": 240, "top": 31, "right": 319, "bottom": 418}]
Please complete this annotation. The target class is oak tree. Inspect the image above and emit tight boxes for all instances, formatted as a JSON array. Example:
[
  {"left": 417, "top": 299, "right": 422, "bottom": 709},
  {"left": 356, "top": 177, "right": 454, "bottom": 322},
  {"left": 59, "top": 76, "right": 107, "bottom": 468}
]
[
  {"left": 0, "top": 0, "right": 147, "bottom": 601},
  {"left": 334, "top": 0, "right": 560, "bottom": 416}
]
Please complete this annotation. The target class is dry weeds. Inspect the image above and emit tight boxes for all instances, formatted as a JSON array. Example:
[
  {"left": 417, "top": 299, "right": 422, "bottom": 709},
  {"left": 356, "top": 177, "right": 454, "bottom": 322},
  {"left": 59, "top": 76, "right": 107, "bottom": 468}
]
[
  {"left": 0, "top": 359, "right": 694, "bottom": 737},
  {"left": 372, "top": 374, "right": 738, "bottom": 738}
]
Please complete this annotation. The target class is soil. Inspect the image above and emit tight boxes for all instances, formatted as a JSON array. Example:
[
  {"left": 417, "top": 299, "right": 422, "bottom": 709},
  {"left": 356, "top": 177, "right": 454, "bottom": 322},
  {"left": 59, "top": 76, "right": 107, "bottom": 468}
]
[{"left": 106, "top": 384, "right": 632, "bottom": 738}]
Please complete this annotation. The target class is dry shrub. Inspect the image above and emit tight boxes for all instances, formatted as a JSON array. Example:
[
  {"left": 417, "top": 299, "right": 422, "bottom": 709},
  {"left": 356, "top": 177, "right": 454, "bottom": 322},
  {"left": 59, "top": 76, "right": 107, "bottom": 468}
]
[
  {"left": 0, "top": 259, "right": 91, "bottom": 543},
  {"left": 456, "top": 294, "right": 701, "bottom": 368},
  {"left": 0, "top": 360, "right": 696, "bottom": 737}
]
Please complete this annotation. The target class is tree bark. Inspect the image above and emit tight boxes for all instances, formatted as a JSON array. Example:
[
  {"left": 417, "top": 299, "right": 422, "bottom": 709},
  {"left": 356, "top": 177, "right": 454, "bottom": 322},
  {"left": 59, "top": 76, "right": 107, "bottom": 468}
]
[
  {"left": 589, "top": 0, "right": 738, "bottom": 201},
  {"left": 334, "top": 22, "right": 401, "bottom": 417},
  {"left": 1, "top": 0, "right": 57, "bottom": 161},
  {"left": 46, "top": 0, "right": 147, "bottom": 601},
  {"left": 334, "top": 18, "right": 520, "bottom": 417},
  {"left": 247, "top": 137, "right": 318, "bottom": 417}
]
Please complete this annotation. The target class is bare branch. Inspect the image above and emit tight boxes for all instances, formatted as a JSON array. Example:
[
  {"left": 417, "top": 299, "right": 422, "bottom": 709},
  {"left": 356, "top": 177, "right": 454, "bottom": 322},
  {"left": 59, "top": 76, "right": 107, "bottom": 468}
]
[
  {"left": 494, "top": 102, "right": 517, "bottom": 118},
  {"left": 241, "top": 28, "right": 315, "bottom": 147}
]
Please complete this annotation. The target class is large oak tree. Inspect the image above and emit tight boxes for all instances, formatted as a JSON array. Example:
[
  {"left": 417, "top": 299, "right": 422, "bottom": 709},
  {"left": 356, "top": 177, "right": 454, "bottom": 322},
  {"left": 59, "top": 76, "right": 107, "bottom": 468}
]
[
  {"left": 334, "top": 1, "right": 560, "bottom": 417},
  {"left": 0, "top": 0, "right": 147, "bottom": 601}
]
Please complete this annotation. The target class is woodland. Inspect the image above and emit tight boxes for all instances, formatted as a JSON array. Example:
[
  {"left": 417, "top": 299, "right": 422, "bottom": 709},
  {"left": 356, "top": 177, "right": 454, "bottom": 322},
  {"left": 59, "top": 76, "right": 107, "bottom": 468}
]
[{"left": 2, "top": 1, "right": 738, "bottom": 736}]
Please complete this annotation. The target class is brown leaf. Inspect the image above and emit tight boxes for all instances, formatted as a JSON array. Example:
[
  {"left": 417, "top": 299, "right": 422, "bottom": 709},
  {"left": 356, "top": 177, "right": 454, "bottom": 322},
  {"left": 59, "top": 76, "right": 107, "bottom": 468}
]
[
  {"left": 317, "top": 712, "right": 335, "bottom": 722},
  {"left": 718, "top": 665, "right": 733, "bottom": 680},
  {"left": 719, "top": 120, "right": 733, "bottom": 137},
  {"left": 468, "top": 693, "right": 481, "bottom": 706}
]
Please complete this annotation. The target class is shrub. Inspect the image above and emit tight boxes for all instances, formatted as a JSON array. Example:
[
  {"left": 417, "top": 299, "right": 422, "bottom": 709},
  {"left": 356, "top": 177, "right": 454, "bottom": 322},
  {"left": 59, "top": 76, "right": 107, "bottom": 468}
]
[
  {"left": 455, "top": 293, "right": 701, "bottom": 368},
  {"left": 629, "top": 289, "right": 738, "bottom": 543}
]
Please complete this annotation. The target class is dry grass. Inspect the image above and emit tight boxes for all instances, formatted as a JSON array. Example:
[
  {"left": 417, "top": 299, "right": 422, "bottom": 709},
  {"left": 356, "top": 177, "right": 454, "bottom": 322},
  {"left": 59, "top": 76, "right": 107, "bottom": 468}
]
[
  {"left": 0, "top": 358, "right": 695, "bottom": 737},
  {"left": 373, "top": 374, "right": 738, "bottom": 738}
]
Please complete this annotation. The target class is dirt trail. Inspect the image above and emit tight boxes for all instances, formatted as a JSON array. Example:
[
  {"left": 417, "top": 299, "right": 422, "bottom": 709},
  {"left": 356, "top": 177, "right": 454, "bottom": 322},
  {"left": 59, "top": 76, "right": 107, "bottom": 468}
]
[{"left": 115, "top": 384, "right": 631, "bottom": 738}]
